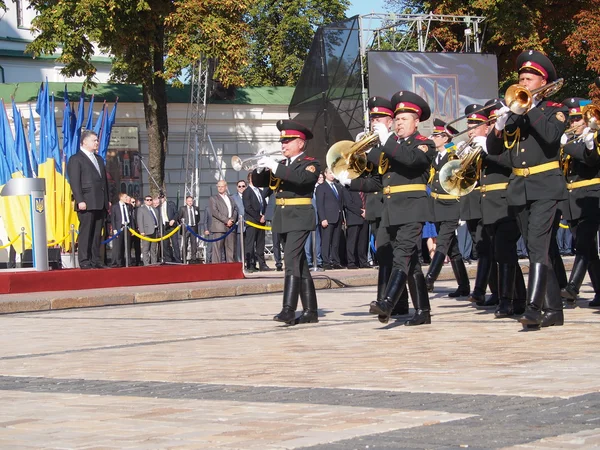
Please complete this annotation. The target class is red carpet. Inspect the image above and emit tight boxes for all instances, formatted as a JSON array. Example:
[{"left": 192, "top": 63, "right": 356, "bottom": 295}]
[{"left": 0, "top": 263, "right": 244, "bottom": 294}]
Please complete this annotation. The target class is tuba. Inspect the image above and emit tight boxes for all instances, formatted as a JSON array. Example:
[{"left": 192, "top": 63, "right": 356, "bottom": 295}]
[
  {"left": 231, "top": 149, "right": 284, "bottom": 172},
  {"left": 326, "top": 132, "right": 380, "bottom": 180},
  {"left": 438, "top": 141, "right": 484, "bottom": 196}
]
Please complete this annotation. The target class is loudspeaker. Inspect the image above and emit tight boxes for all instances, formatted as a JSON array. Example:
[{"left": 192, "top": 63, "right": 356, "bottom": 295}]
[{"left": 22, "top": 248, "right": 62, "bottom": 269}]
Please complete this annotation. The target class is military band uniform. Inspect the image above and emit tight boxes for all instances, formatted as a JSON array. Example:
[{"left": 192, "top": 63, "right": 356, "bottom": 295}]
[
  {"left": 560, "top": 99, "right": 600, "bottom": 306},
  {"left": 367, "top": 90, "right": 436, "bottom": 326},
  {"left": 252, "top": 120, "right": 320, "bottom": 325},
  {"left": 485, "top": 50, "right": 568, "bottom": 329}
]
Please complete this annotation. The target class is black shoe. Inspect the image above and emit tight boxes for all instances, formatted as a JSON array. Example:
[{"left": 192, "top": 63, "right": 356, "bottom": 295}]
[
  {"left": 246, "top": 266, "right": 258, "bottom": 273},
  {"left": 475, "top": 293, "right": 499, "bottom": 308},
  {"left": 92, "top": 262, "right": 109, "bottom": 269},
  {"left": 322, "top": 264, "right": 333, "bottom": 270},
  {"left": 589, "top": 296, "right": 600, "bottom": 307},
  {"left": 259, "top": 265, "right": 273, "bottom": 272},
  {"left": 80, "top": 263, "right": 93, "bottom": 270},
  {"left": 332, "top": 264, "right": 344, "bottom": 270},
  {"left": 448, "top": 288, "right": 470, "bottom": 298},
  {"left": 541, "top": 310, "right": 564, "bottom": 327},
  {"left": 347, "top": 265, "right": 359, "bottom": 270},
  {"left": 405, "top": 309, "right": 431, "bottom": 326},
  {"left": 276, "top": 265, "right": 283, "bottom": 272}
]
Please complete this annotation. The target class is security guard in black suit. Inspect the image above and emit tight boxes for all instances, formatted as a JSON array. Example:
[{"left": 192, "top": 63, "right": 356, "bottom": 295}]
[
  {"left": 559, "top": 97, "right": 600, "bottom": 307},
  {"left": 367, "top": 91, "right": 436, "bottom": 326},
  {"left": 485, "top": 50, "right": 568, "bottom": 329},
  {"left": 340, "top": 96, "right": 409, "bottom": 320},
  {"left": 252, "top": 120, "right": 321, "bottom": 325},
  {"left": 468, "top": 101, "right": 526, "bottom": 318},
  {"left": 425, "top": 119, "right": 467, "bottom": 296}
]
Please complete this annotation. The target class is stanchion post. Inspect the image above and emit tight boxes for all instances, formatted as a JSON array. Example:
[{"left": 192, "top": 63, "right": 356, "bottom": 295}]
[
  {"left": 181, "top": 219, "right": 187, "bottom": 264},
  {"left": 70, "top": 224, "right": 76, "bottom": 269},
  {"left": 239, "top": 214, "right": 245, "bottom": 272},
  {"left": 124, "top": 225, "right": 130, "bottom": 268},
  {"left": 19, "top": 227, "right": 25, "bottom": 269},
  {"left": 311, "top": 229, "right": 318, "bottom": 272}
]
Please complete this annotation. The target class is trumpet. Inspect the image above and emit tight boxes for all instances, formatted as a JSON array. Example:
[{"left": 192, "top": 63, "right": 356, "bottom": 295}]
[
  {"left": 562, "top": 103, "right": 600, "bottom": 145},
  {"left": 231, "top": 149, "right": 284, "bottom": 172}
]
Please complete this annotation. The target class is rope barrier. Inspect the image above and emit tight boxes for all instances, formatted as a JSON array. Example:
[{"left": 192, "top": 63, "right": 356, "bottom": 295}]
[
  {"left": 101, "top": 227, "right": 125, "bottom": 245},
  {"left": 244, "top": 220, "right": 272, "bottom": 231},
  {"left": 0, "top": 234, "right": 21, "bottom": 249},
  {"left": 46, "top": 232, "right": 72, "bottom": 247},
  {"left": 185, "top": 223, "right": 238, "bottom": 242},
  {"left": 128, "top": 225, "right": 182, "bottom": 242}
]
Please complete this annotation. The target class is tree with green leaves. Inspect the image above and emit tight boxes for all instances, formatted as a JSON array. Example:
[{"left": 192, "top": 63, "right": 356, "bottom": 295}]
[
  {"left": 242, "top": 0, "right": 349, "bottom": 86},
  {"left": 387, "top": 0, "right": 599, "bottom": 100},
  {"left": 26, "top": 0, "right": 250, "bottom": 195}
]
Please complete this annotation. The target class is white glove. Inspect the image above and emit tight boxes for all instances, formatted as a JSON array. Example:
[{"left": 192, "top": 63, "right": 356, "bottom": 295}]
[
  {"left": 560, "top": 134, "right": 568, "bottom": 146},
  {"left": 355, "top": 131, "right": 366, "bottom": 142},
  {"left": 336, "top": 169, "right": 351, "bottom": 186},
  {"left": 471, "top": 135, "right": 487, "bottom": 148},
  {"left": 256, "top": 156, "right": 279, "bottom": 172},
  {"left": 494, "top": 105, "right": 511, "bottom": 131},
  {"left": 584, "top": 131, "right": 596, "bottom": 150},
  {"left": 373, "top": 122, "right": 391, "bottom": 145}
]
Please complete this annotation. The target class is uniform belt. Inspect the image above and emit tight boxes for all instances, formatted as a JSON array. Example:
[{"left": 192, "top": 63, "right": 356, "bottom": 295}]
[
  {"left": 479, "top": 183, "right": 508, "bottom": 193},
  {"left": 512, "top": 161, "right": 560, "bottom": 177},
  {"left": 566, "top": 178, "right": 600, "bottom": 190},
  {"left": 275, "top": 198, "right": 312, "bottom": 206},
  {"left": 382, "top": 184, "right": 427, "bottom": 195},
  {"left": 430, "top": 192, "right": 460, "bottom": 200}
]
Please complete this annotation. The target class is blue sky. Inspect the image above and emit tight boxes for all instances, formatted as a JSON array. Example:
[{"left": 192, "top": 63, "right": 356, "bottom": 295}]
[{"left": 346, "top": 0, "right": 387, "bottom": 17}]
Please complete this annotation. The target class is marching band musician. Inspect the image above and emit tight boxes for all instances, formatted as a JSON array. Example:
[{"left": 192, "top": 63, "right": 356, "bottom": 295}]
[
  {"left": 473, "top": 100, "right": 526, "bottom": 317},
  {"left": 338, "top": 96, "right": 410, "bottom": 321},
  {"left": 484, "top": 50, "right": 568, "bottom": 329},
  {"left": 559, "top": 97, "right": 600, "bottom": 307},
  {"left": 366, "top": 91, "right": 436, "bottom": 326},
  {"left": 424, "top": 119, "right": 468, "bottom": 296},
  {"left": 253, "top": 120, "right": 321, "bottom": 325}
]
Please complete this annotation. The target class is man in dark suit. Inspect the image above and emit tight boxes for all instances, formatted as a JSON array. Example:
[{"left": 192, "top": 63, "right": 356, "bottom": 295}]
[
  {"left": 67, "top": 129, "right": 110, "bottom": 269},
  {"left": 341, "top": 186, "right": 369, "bottom": 269},
  {"left": 209, "top": 180, "right": 238, "bottom": 263},
  {"left": 110, "top": 192, "right": 131, "bottom": 267},
  {"left": 316, "top": 167, "right": 344, "bottom": 269},
  {"left": 178, "top": 196, "right": 200, "bottom": 263},
  {"left": 137, "top": 195, "right": 159, "bottom": 265},
  {"left": 159, "top": 194, "right": 181, "bottom": 263},
  {"left": 253, "top": 120, "right": 321, "bottom": 325},
  {"left": 129, "top": 197, "right": 142, "bottom": 265},
  {"left": 243, "top": 173, "right": 271, "bottom": 272}
]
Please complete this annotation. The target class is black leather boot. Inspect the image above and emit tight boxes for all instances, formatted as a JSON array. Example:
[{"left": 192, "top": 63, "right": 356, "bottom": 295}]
[
  {"left": 425, "top": 251, "right": 445, "bottom": 292},
  {"left": 513, "top": 264, "right": 527, "bottom": 315},
  {"left": 467, "top": 257, "right": 491, "bottom": 303},
  {"left": 476, "top": 261, "right": 500, "bottom": 307},
  {"left": 561, "top": 255, "right": 587, "bottom": 302},
  {"left": 370, "top": 269, "right": 407, "bottom": 322},
  {"left": 588, "top": 260, "right": 600, "bottom": 307},
  {"left": 541, "top": 269, "right": 564, "bottom": 327},
  {"left": 494, "top": 263, "right": 516, "bottom": 318},
  {"left": 295, "top": 277, "right": 319, "bottom": 324},
  {"left": 448, "top": 257, "right": 470, "bottom": 297},
  {"left": 274, "top": 275, "right": 300, "bottom": 324},
  {"left": 405, "top": 272, "right": 431, "bottom": 325},
  {"left": 518, "top": 263, "right": 547, "bottom": 329},
  {"left": 376, "top": 263, "right": 392, "bottom": 301},
  {"left": 391, "top": 287, "right": 409, "bottom": 316},
  {"left": 552, "top": 251, "right": 568, "bottom": 290}
]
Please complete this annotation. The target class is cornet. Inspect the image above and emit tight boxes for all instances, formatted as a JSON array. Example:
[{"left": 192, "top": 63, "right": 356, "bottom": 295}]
[{"left": 231, "top": 149, "right": 284, "bottom": 172}]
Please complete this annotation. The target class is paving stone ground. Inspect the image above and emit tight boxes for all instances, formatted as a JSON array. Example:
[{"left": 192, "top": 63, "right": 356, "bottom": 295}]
[{"left": 1, "top": 263, "right": 600, "bottom": 449}]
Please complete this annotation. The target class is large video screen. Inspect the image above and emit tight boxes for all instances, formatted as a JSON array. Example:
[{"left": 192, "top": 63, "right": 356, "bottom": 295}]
[{"left": 367, "top": 51, "right": 499, "bottom": 137}]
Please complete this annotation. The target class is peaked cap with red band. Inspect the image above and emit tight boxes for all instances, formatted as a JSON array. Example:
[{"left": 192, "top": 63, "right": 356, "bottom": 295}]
[
  {"left": 562, "top": 97, "right": 585, "bottom": 117},
  {"left": 390, "top": 91, "right": 431, "bottom": 121},
  {"left": 368, "top": 96, "right": 394, "bottom": 118},
  {"left": 484, "top": 98, "right": 503, "bottom": 119},
  {"left": 276, "top": 119, "right": 313, "bottom": 142},
  {"left": 464, "top": 104, "right": 489, "bottom": 123},
  {"left": 516, "top": 50, "right": 557, "bottom": 82},
  {"left": 432, "top": 118, "right": 458, "bottom": 136}
]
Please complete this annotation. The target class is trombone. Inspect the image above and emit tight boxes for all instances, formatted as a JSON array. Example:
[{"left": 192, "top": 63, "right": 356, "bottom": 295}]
[
  {"left": 443, "top": 78, "right": 564, "bottom": 137},
  {"left": 562, "top": 103, "right": 600, "bottom": 145},
  {"left": 231, "top": 149, "right": 284, "bottom": 172}
]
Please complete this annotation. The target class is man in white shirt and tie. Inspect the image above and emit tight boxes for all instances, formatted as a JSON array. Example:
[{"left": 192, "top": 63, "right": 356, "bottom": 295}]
[
  {"left": 243, "top": 173, "right": 271, "bottom": 272},
  {"left": 67, "top": 129, "right": 110, "bottom": 269},
  {"left": 177, "top": 196, "right": 200, "bottom": 263},
  {"left": 110, "top": 192, "right": 131, "bottom": 267},
  {"left": 209, "top": 180, "right": 239, "bottom": 263}
]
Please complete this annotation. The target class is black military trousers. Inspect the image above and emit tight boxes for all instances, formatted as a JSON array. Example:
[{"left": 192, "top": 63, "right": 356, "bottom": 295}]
[
  {"left": 466, "top": 218, "right": 492, "bottom": 261},
  {"left": 244, "top": 224, "right": 266, "bottom": 266},
  {"left": 434, "top": 220, "right": 461, "bottom": 259},
  {"left": 383, "top": 222, "right": 424, "bottom": 274},
  {"left": 486, "top": 218, "right": 520, "bottom": 265},
  {"left": 511, "top": 200, "right": 558, "bottom": 265},
  {"left": 569, "top": 218, "right": 600, "bottom": 261},
  {"left": 281, "top": 230, "right": 311, "bottom": 278}
]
